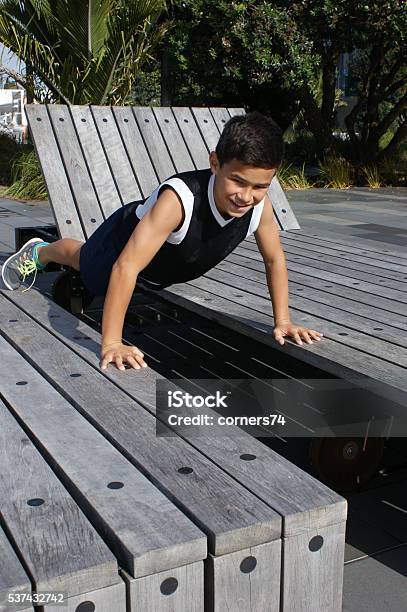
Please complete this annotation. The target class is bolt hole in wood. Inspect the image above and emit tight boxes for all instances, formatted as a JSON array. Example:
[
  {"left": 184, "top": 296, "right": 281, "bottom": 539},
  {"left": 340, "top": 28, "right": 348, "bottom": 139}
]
[
  {"left": 184, "top": 119, "right": 188, "bottom": 123},
  {"left": 145, "top": 119, "right": 149, "bottom": 123},
  {"left": 27, "top": 498, "right": 44, "bottom": 507},
  {"left": 160, "top": 577, "right": 178, "bottom": 596},
  {"left": 66, "top": 220, "right": 72, "bottom": 224},
  {"left": 16, "top": 381, "right": 28, "bottom": 386},
  {"left": 338, "top": 332, "right": 348, "bottom": 336},
  {"left": 107, "top": 481, "right": 124, "bottom": 489},
  {"left": 240, "top": 556, "right": 257, "bottom": 574},
  {"left": 103, "top": 118, "right": 108, "bottom": 122},
  {"left": 8, "top": 319, "right": 18, "bottom": 322},
  {"left": 204, "top": 119, "right": 208, "bottom": 123},
  {"left": 90, "top": 218, "right": 96, "bottom": 223},
  {"left": 36, "top": 117, "right": 42, "bottom": 121},
  {"left": 165, "top": 119, "right": 169, "bottom": 123},
  {"left": 373, "top": 327, "right": 383, "bottom": 331},
  {"left": 59, "top": 118, "right": 64, "bottom": 122},
  {"left": 124, "top": 118, "right": 129, "bottom": 123},
  {"left": 70, "top": 373, "right": 82, "bottom": 378},
  {"left": 282, "top": 208, "right": 287, "bottom": 213},
  {"left": 308, "top": 535, "right": 324, "bottom": 552},
  {"left": 240, "top": 453, "right": 256, "bottom": 461},
  {"left": 81, "top": 118, "right": 86, "bottom": 122},
  {"left": 75, "top": 602, "right": 95, "bottom": 612},
  {"left": 178, "top": 467, "right": 193, "bottom": 474}
]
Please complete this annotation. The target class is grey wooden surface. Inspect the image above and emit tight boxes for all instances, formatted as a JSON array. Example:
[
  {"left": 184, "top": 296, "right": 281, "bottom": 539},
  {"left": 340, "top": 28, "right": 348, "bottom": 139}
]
[
  {"left": 0, "top": 397, "right": 120, "bottom": 598},
  {"left": 1, "top": 289, "right": 347, "bottom": 612},
  {"left": 0, "top": 334, "right": 207, "bottom": 580},
  {"left": 0, "top": 525, "right": 31, "bottom": 611}
]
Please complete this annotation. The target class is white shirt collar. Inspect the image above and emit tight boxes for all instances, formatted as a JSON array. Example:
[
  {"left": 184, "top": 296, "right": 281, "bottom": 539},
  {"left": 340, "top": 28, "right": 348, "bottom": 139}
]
[{"left": 208, "top": 173, "right": 234, "bottom": 227}]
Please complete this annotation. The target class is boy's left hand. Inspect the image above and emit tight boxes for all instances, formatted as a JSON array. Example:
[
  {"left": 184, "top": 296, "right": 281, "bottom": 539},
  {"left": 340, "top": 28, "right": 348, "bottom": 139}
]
[{"left": 273, "top": 322, "right": 323, "bottom": 346}]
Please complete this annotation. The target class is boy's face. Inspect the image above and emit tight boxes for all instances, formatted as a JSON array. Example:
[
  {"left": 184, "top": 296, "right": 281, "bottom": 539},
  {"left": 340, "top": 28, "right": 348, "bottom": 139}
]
[{"left": 209, "top": 153, "right": 276, "bottom": 219}]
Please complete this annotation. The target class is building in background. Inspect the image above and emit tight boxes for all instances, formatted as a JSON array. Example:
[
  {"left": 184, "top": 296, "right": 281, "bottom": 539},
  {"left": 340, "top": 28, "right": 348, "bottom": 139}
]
[{"left": 0, "top": 45, "right": 27, "bottom": 143}]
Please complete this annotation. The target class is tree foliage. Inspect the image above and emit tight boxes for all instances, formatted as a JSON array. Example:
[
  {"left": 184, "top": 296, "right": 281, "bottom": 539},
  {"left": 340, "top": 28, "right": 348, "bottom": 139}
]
[
  {"left": 0, "top": 0, "right": 168, "bottom": 104},
  {"left": 167, "top": 0, "right": 407, "bottom": 165}
]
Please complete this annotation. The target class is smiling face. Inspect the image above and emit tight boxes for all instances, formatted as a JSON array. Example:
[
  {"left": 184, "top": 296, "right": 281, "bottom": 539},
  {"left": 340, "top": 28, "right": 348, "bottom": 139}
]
[{"left": 209, "top": 152, "right": 276, "bottom": 220}]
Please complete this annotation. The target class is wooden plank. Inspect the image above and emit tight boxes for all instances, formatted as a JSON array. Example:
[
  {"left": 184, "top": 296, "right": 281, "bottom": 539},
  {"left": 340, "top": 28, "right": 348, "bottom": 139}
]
[
  {"left": 209, "top": 107, "right": 231, "bottom": 132},
  {"left": 91, "top": 106, "right": 142, "bottom": 204},
  {"left": 69, "top": 105, "right": 121, "bottom": 218},
  {"left": 0, "top": 396, "right": 119, "bottom": 598},
  {"left": 152, "top": 107, "right": 195, "bottom": 172},
  {"left": 191, "top": 107, "right": 221, "bottom": 151},
  {"left": 132, "top": 107, "right": 175, "bottom": 181},
  {"left": 282, "top": 521, "right": 346, "bottom": 612},
  {"left": 0, "top": 525, "right": 32, "bottom": 611},
  {"left": 278, "top": 231, "right": 407, "bottom": 268},
  {"left": 0, "top": 336, "right": 206, "bottom": 579},
  {"left": 0, "top": 293, "right": 282, "bottom": 557},
  {"left": 205, "top": 540, "right": 281, "bottom": 612},
  {"left": 211, "top": 261, "right": 407, "bottom": 349},
  {"left": 152, "top": 279, "right": 407, "bottom": 406},
  {"left": 44, "top": 582, "right": 126, "bottom": 612},
  {"left": 257, "top": 239, "right": 407, "bottom": 281},
  {"left": 172, "top": 107, "right": 210, "bottom": 170},
  {"left": 122, "top": 562, "right": 204, "bottom": 612},
  {"left": 237, "top": 244, "right": 407, "bottom": 301},
  {"left": 227, "top": 250, "right": 407, "bottom": 324},
  {"left": 47, "top": 105, "right": 105, "bottom": 237},
  {"left": 227, "top": 108, "right": 245, "bottom": 117},
  {"left": 24, "top": 105, "right": 84, "bottom": 240},
  {"left": 113, "top": 106, "right": 159, "bottom": 197},
  {"left": 2, "top": 290, "right": 346, "bottom": 611},
  {"left": 297, "top": 228, "right": 407, "bottom": 260}
]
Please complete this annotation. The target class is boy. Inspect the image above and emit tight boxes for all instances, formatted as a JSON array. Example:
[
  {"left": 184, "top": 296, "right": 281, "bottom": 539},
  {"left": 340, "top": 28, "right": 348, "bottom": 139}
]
[{"left": 2, "top": 112, "right": 322, "bottom": 370}]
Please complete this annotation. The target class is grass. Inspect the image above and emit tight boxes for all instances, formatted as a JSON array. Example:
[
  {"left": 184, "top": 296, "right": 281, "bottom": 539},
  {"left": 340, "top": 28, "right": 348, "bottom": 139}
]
[
  {"left": 278, "top": 162, "right": 314, "bottom": 190},
  {"left": 5, "top": 149, "right": 47, "bottom": 201},
  {"left": 319, "top": 156, "right": 351, "bottom": 189},
  {"left": 362, "top": 163, "right": 382, "bottom": 188}
]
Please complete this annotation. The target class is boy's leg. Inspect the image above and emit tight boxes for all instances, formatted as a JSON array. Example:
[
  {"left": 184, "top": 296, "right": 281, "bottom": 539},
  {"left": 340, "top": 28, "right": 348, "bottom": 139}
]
[{"left": 37, "top": 238, "right": 84, "bottom": 270}]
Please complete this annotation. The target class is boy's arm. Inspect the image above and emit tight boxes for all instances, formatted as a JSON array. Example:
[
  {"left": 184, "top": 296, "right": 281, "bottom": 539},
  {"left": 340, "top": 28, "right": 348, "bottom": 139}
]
[
  {"left": 101, "top": 188, "right": 184, "bottom": 370},
  {"left": 254, "top": 196, "right": 322, "bottom": 346}
]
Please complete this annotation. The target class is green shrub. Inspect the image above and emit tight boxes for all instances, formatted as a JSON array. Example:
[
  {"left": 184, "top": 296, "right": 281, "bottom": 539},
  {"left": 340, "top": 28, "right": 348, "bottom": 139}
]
[
  {"left": 278, "top": 162, "right": 314, "bottom": 190},
  {"left": 362, "top": 163, "right": 381, "bottom": 188},
  {"left": 319, "top": 156, "right": 352, "bottom": 189},
  {"left": 5, "top": 148, "right": 47, "bottom": 200},
  {"left": 0, "top": 131, "right": 19, "bottom": 185}
]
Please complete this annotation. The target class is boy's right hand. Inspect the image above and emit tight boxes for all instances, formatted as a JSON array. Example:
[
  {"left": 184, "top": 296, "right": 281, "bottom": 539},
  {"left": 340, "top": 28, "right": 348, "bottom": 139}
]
[{"left": 100, "top": 342, "right": 147, "bottom": 371}]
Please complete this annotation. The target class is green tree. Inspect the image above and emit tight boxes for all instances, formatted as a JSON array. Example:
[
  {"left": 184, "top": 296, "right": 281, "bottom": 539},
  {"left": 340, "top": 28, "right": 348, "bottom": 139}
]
[
  {"left": 0, "top": 0, "right": 168, "bottom": 104},
  {"left": 166, "top": 0, "right": 407, "bottom": 165}
]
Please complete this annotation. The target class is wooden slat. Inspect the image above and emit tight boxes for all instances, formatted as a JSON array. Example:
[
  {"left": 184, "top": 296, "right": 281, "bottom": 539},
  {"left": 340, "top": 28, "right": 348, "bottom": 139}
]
[
  {"left": 278, "top": 232, "right": 407, "bottom": 268},
  {"left": 191, "top": 107, "right": 220, "bottom": 151},
  {"left": 91, "top": 106, "right": 142, "bottom": 204},
  {"left": 206, "top": 540, "right": 281, "bottom": 612},
  {"left": 209, "top": 107, "right": 231, "bottom": 132},
  {"left": 25, "top": 105, "right": 84, "bottom": 240},
  {"left": 47, "top": 105, "right": 104, "bottom": 237},
  {"left": 171, "top": 107, "right": 210, "bottom": 170},
  {"left": 0, "top": 395, "right": 119, "bottom": 598},
  {"left": 69, "top": 105, "right": 121, "bottom": 218},
  {"left": 152, "top": 279, "right": 407, "bottom": 406},
  {"left": 0, "top": 334, "right": 206, "bottom": 580},
  {"left": 122, "top": 563, "right": 204, "bottom": 612},
  {"left": 112, "top": 106, "right": 158, "bottom": 197},
  {"left": 132, "top": 107, "right": 176, "bottom": 181},
  {"left": 202, "top": 266, "right": 407, "bottom": 367},
  {"left": 44, "top": 582, "right": 126, "bottom": 612},
  {"left": 220, "top": 253, "right": 407, "bottom": 333},
  {"left": 237, "top": 245, "right": 407, "bottom": 301},
  {"left": 152, "top": 107, "right": 195, "bottom": 172},
  {"left": 0, "top": 525, "right": 32, "bottom": 610}
]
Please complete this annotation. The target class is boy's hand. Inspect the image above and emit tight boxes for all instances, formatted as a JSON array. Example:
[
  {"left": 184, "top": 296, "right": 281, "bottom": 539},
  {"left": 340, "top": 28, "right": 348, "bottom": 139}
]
[
  {"left": 273, "top": 322, "right": 323, "bottom": 346},
  {"left": 100, "top": 342, "right": 147, "bottom": 371}
]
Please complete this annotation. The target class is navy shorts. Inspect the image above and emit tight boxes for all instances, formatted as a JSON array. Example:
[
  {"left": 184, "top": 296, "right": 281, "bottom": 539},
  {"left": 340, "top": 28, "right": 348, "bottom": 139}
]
[
  {"left": 79, "top": 208, "right": 122, "bottom": 297},
  {"left": 79, "top": 207, "right": 163, "bottom": 296}
]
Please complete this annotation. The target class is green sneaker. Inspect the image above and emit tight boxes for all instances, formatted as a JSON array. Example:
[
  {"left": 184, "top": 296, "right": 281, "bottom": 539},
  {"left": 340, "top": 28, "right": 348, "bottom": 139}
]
[{"left": 1, "top": 238, "right": 49, "bottom": 291}]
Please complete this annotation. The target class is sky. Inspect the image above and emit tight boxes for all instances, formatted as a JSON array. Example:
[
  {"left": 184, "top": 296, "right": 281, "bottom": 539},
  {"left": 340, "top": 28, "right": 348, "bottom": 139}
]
[{"left": 0, "top": 44, "right": 24, "bottom": 71}]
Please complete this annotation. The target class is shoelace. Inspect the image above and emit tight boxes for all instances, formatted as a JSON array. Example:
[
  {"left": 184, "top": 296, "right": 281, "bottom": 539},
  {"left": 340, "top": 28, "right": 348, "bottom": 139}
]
[{"left": 16, "top": 257, "right": 38, "bottom": 292}]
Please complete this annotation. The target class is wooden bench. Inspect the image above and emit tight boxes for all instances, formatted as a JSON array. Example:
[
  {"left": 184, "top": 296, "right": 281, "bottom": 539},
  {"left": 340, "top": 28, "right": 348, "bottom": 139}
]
[
  {"left": 1, "top": 277, "right": 347, "bottom": 609},
  {"left": 24, "top": 104, "right": 407, "bottom": 490}
]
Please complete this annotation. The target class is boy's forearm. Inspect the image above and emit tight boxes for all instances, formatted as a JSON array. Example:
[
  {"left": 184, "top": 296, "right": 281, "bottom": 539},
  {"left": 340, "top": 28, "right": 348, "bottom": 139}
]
[
  {"left": 265, "top": 254, "right": 291, "bottom": 325},
  {"left": 101, "top": 264, "right": 138, "bottom": 347}
]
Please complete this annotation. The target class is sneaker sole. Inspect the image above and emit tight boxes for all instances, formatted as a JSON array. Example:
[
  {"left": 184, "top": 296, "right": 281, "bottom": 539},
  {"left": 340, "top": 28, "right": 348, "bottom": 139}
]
[{"left": 1, "top": 237, "right": 45, "bottom": 291}]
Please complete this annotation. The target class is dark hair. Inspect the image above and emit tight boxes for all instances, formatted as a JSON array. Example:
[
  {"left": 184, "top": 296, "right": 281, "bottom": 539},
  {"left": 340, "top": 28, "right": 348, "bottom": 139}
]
[{"left": 215, "top": 112, "right": 284, "bottom": 169}]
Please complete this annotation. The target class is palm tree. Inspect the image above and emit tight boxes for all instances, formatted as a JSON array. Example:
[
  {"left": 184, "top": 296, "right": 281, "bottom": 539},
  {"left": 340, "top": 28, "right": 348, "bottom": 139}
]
[{"left": 0, "top": 0, "right": 168, "bottom": 104}]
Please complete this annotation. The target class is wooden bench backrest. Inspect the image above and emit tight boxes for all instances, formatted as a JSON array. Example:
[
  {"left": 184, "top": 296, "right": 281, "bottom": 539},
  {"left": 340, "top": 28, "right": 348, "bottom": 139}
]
[{"left": 26, "top": 104, "right": 300, "bottom": 242}]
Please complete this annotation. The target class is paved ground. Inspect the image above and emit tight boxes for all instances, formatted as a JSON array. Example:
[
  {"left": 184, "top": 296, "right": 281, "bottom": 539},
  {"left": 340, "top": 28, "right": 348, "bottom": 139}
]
[{"left": 0, "top": 188, "right": 406, "bottom": 611}]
